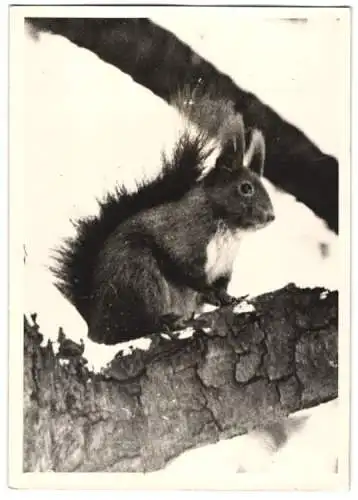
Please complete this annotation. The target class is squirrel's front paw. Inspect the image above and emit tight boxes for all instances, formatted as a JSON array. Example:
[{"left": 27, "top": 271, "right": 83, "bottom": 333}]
[
  {"left": 216, "top": 290, "right": 240, "bottom": 306},
  {"left": 201, "top": 288, "right": 237, "bottom": 307},
  {"left": 200, "top": 290, "right": 222, "bottom": 307},
  {"left": 159, "top": 313, "right": 189, "bottom": 334}
]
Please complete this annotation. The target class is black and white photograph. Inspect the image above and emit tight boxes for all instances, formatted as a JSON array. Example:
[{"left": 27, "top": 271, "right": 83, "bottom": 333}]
[{"left": 8, "top": 4, "right": 350, "bottom": 490}]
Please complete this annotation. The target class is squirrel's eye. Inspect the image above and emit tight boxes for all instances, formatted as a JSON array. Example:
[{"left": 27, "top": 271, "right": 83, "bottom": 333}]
[{"left": 239, "top": 181, "right": 254, "bottom": 196}]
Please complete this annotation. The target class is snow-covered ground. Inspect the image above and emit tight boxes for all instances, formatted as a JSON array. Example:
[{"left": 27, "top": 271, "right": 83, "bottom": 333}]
[{"left": 22, "top": 12, "right": 347, "bottom": 478}]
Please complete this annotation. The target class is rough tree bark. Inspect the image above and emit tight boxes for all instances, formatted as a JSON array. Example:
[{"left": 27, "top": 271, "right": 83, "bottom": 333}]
[
  {"left": 26, "top": 17, "right": 338, "bottom": 233},
  {"left": 24, "top": 284, "right": 338, "bottom": 473}
]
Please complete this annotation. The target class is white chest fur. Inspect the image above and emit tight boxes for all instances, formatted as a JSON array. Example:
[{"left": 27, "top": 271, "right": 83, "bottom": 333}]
[{"left": 205, "top": 222, "right": 242, "bottom": 284}]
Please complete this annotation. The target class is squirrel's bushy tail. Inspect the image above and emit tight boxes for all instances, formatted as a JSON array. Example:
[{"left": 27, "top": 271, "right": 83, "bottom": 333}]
[{"left": 52, "top": 93, "right": 246, "bottom": 321}]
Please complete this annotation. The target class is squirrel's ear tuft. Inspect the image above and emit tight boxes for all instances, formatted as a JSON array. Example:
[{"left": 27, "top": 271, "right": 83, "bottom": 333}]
[
  {"left": 215, "top": 115, "right": 245, "bottom": 171},
  {"left": 243, "top": 129, "right": 266, "bottom": 176}
]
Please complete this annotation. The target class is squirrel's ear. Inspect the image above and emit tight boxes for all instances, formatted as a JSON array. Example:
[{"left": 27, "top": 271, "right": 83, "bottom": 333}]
[
  {"left": 215, "top": 115, "right": 245, "bottom": 170},
  {"left": 243, "top": 129, "right": 266, "bottom": 176}
]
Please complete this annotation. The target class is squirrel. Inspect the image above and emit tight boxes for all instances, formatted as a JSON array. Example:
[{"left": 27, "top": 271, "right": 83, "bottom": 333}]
[{"left": 52, "top": 94, "right": 275, "bottom": 345}]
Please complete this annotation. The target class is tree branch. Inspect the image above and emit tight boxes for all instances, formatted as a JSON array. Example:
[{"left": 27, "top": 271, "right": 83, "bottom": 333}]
[
  {"left": 26, "top": 17, "right": 338, "bottom": 233},
  {"left": 24, "top": 284, "right": 338, "bottom": 472}
]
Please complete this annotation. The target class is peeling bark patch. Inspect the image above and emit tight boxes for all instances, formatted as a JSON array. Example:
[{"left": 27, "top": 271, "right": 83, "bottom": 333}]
[
  {"left": 197, "top": 337, "right": 236, "bottom": 388},
  {"left": 264, "top": 321, "right": 296, "bottom": 381},
  {"left": 235, "top": 352, "right": 262, "bottom": 383},
  {"left": 228, "top": 320, "right": 265, "bottom": 354},
  {"left": 295, "top": 329, "right": 338, "bottom": 406},
  {"left": 277, "top": 375, "right": 301, "bottom": 411}
]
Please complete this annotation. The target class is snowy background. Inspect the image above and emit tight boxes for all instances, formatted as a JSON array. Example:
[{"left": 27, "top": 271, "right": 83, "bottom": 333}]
[{"left": 22, "top": 11, "right": 346, "bottom": 476}]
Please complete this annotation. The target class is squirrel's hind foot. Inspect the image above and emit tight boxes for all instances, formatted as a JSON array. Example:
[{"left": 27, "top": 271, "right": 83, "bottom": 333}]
[
  {"left": 147, "top": 313, "right": 192, "bottom": 348},
  {"left": 159, "top": 313, "right": 191, "bottom": 334}
]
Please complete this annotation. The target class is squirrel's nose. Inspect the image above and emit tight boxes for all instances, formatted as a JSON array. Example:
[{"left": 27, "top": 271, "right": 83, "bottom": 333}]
[{"left": 266, "top": 211, "right": 275, "bottom": 223}]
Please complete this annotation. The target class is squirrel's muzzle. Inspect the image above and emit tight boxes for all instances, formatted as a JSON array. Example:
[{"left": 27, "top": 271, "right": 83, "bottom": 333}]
[
  {"left": 265, "top": 211, "right": 275, "bottom": 223},
  {"left": 254, "top": 209, "right": 275, "bottom": 229}
]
